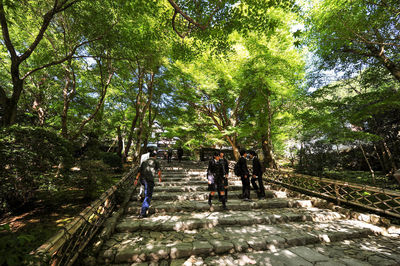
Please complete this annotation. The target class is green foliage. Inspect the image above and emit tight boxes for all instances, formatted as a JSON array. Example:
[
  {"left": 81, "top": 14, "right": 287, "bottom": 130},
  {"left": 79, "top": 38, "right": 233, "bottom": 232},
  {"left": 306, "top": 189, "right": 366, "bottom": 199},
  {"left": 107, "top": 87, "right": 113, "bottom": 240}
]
[
  {"left": 102, "top": 152, "right": 123, "bottom": 170},
  {"left": 79, "top": 160, "right": 115, "bottom": 200},
  {"left": 0, "top": 126, "right": 74, "bottom": 212},
  {"left": 304, "top": 0, "right": 400, "bottom": 82},
  {"left": 0, "top": 224, "right": 38, "bottom": 266}
]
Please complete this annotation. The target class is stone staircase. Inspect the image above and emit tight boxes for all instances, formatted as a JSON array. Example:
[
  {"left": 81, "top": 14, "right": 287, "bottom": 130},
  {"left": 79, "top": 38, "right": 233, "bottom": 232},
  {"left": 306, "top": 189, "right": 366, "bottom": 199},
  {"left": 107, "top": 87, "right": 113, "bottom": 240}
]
[{"left": 98, "top": 161, "right": 400, "bottom": 265}]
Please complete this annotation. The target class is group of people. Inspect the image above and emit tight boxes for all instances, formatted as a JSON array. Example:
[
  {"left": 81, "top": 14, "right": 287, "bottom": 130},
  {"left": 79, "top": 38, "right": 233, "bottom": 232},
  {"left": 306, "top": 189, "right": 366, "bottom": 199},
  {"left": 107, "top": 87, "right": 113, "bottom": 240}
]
[
  {"left": 134, "top": 148, "right": 266, "bottom": 218},
  {"left": 206, "top": 149, "right": 266, "bottom": 210},
  {"left": 167, "top": 147, "right": 184, "bottom": 163}
]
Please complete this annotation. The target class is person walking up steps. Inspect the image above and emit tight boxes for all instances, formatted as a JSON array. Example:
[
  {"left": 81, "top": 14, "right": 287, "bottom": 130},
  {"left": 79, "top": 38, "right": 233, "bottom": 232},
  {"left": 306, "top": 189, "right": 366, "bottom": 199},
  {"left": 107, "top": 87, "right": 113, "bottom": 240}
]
[
  {"left": 249, "top": 150, "right": 266, "bottom": 199},
  {"left": 219, "top": 151, "right": 229, "bottom": 202},
  {"left": 238, "top": 149, "right": 251, "bottom": 201},
  {"left": 134, "top": 151, "right": 162, "bottom": 218},
  {"left": 207, "top": 152, "right": 227, "bottom": 210},
  {"left": 137, "top": 148, "right": 152, "bottom": 201}
]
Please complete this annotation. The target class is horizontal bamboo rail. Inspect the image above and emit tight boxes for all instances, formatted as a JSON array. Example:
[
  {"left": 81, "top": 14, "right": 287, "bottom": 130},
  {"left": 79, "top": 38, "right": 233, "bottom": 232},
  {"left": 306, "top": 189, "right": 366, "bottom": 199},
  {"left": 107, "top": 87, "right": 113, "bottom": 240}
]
[
  {"left": 265, "top": 169, "right": 400, "bottom": 219},
  {"left": 33, "top": 166, "right": 138, "bottom": 265}
]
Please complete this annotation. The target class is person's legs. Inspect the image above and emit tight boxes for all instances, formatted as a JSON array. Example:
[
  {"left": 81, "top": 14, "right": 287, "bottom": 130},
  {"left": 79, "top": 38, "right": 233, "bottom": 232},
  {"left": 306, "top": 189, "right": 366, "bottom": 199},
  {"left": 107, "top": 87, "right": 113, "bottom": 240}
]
[
  {"left": 224, "top": 177, "right": 228, "bottom": 202},
  {"left": 217, "top": 181, "right": 227, "bottom": 210},
  {"left": 251, "top": 177, "right": 259, "bottom": 190},
  {"left": 208, "top": 183, "right": 216, "bottom": 206},
  {"left": 243, "top": 177, "right": 251, "bottom": 200},
  {"left": 251, "top": 177, "right": 260, "bottom": 198},
  {"left": 140, "top": 180, "right": 154, "bottom": 216},
  {"left": 138, "top": 179, "right": 145, "bottom": 201},
  {"left": 241, "top": 177, "right": 246, "bottom": 198},
  {"left": 258, "top": 175, "right": 265, "bottom": 198}
]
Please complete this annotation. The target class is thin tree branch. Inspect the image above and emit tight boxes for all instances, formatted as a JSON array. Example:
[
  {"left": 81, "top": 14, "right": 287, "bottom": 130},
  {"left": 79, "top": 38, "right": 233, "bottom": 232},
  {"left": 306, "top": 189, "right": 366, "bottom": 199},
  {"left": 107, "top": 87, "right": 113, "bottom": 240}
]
[
  {"left": 172, "top": 9, "right": 185, "bottom": 39},
  {"left": 72, "top": 61, "right": 114, "bottom": 139},
  {"left": 21, "top": 36, "right": 103, "bottom": 80},
  {"left": 167, "top": 0, "right": 223, "bottom": 32}
]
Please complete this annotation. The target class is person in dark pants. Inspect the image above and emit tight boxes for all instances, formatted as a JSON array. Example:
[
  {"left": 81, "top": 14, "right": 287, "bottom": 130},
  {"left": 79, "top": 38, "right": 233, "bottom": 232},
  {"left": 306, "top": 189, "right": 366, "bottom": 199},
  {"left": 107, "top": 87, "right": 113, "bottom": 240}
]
[
  {"left": 249, "top": 150, "right": 266, "bottom": 199},
  {"left": 238, "top": 149, "right": 251, "bottom": 201},
  {"left": 219, "top": 151, "right": 229, "bottom": 202},
  {"left": 167, "top": 147, "right": 172, "bottom": 163},
  {"left": 134, "top": 152, "right": 162, "bottom": 218},
  {"left": 177, "top": 147, "right": 183, "bottom": 163},
  {"left": 207, "top": 152, "right": 227, "bottom": 210}
]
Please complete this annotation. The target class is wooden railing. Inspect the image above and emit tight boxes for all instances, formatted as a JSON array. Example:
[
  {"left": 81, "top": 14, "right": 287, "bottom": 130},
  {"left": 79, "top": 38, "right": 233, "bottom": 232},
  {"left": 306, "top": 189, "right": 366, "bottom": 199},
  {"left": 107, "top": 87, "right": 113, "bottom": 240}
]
[
  {"left": 33, "top": 166, "right": 138, "bottom": 265},
  {"left": 265, "top": 169, "right": 400, "bottom": 219}
]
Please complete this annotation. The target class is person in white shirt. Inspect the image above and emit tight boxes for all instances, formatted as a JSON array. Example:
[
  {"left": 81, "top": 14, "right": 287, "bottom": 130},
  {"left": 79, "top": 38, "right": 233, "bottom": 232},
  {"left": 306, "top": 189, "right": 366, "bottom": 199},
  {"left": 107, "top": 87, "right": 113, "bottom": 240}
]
[{"left": 137, "top": 149, "right": 151, "bottom": 201}]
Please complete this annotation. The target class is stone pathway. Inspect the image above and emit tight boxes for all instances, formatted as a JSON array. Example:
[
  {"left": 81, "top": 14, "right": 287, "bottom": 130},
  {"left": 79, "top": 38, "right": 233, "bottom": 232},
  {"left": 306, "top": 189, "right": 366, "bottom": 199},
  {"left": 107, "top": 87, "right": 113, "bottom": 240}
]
[{"left": 98, "top": 161, "right": 400, "bottom": 265}]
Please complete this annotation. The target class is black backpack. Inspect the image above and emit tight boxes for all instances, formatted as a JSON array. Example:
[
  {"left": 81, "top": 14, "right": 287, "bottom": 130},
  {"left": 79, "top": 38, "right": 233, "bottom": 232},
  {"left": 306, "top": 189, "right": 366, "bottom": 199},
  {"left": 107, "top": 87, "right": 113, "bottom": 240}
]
[{"left": 234, "top": 162, "right": 241, "bottom": 176}]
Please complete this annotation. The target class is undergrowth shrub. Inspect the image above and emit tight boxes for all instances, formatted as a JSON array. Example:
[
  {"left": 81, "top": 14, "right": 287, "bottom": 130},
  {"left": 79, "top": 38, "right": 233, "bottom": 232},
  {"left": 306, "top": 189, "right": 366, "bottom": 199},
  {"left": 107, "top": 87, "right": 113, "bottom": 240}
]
[
  {"left": 102, "top": 152, "right": 122, "bottom": 170},
  {"left": 0, "top": 126, "right": 75, "bottom": 213},
  {"left": 79, "top": 160, "right": 114, "bottom": 200}
]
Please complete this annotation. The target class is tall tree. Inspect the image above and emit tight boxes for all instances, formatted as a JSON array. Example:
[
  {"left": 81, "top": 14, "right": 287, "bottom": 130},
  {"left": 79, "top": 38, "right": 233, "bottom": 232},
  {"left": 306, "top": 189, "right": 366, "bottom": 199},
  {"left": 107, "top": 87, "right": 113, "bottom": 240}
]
[{"left": 305, "top": 0, "right": 400, "bottom": 83}]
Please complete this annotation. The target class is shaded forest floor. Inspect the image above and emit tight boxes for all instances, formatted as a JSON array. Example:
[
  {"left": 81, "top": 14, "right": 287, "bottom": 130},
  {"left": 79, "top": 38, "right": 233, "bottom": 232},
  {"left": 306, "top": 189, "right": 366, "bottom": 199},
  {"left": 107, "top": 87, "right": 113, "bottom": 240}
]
[{"left": 0, "top": 161, "right": 130, "bottom": 265}]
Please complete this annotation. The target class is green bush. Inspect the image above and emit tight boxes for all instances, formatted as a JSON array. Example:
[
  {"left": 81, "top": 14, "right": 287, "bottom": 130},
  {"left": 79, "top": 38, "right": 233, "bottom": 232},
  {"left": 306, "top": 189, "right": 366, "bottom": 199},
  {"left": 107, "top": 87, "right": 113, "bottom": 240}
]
[
  {"left": 0, "top": 224, "right": 38, "bottom": 266},
  {"left": 0, "top": 126, "right": 75, "bottom": 213},
  {"left": 102, "top": 152, "right": 122, "bottom": 169},
  {"left": 79, "top": 159, "right": 114, "bottom": 200}
]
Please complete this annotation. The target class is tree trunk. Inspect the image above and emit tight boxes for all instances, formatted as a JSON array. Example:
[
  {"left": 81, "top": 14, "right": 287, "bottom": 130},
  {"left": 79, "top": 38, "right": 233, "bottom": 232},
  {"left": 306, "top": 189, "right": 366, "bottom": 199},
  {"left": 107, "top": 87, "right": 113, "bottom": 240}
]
[
  {"left": 117, "top": 125, "right": 123, "bottom": 157},
  {"left": 367, "top": 45, "right": 400, "bottom": 83},
  {"left": 382, "top": 140, "right": 397, "bottom": 174},
  {"left": 61, "top": 78, "right": 71, "bottom": 137},
  {"left": 359, "top": 143, "right": 375, "bottom": 184},
  {"left": 227, "top": 136, "right": 239, "bottom": 160},
  {"left": 261, "top": 89, "right": 277, "bottom": 169},
  {"left": 123, "top": 113, "right": 139, "bottom": 161},
  {"left": 2, "top": 76, "right": 23, "bottom": 126},
  {"left": 261, "top": 135, "right": 276, "bottom": 169},
  {"left": 131, "top": 72, "right": 155, "bottom": 165},
  {"left": 373, "top": 144, "right": 386, "bottom": 172}
]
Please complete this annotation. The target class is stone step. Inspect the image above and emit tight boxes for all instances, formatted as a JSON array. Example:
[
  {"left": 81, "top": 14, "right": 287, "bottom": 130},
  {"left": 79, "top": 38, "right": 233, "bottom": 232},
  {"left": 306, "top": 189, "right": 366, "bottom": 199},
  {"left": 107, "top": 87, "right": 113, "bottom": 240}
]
[
  {"left": 152, "top": 185, "right": 241, "bottom": 192},
  {"left": 131, "top": 190, "right": 278, "bottom": 201},
  {"left": 158, "top": 179, "right": 243, "bottom": 185},
  {"left": 125, "top": 198, "right": 314, "bottom": 215},
  {"left": 156, "top": 180, "right": 208, "bottom": 186},
  {"left": 168, "top": 235, "right": 400, "bottom": 266},
  {"left": 100, "top": 219, "right": 381, "bottom": 264},
  {"left": 116, "top": 208, "right": 345, "bottom": 233}
]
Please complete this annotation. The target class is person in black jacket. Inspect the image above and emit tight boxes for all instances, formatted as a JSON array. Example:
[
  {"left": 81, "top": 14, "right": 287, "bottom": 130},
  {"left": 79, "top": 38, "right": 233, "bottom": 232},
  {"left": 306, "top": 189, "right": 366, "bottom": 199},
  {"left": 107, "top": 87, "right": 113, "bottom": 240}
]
[
  {"left": 249, "top": 150, "right": 266, "bottom": 199},
  {"left": 207, "top": 152, "right": 227, "bottom": 210},
  {"left": 219, "top": 151, "right": 229, "bottom": 202},
  {"left": 167, "top": 147, "right": 172, "bottom": 163},
  {"left": 238, "top": 149, "right": 251, "bottom": 201},
  {"left": 177, "top": 147, "right": 183, "bottom": 162}
]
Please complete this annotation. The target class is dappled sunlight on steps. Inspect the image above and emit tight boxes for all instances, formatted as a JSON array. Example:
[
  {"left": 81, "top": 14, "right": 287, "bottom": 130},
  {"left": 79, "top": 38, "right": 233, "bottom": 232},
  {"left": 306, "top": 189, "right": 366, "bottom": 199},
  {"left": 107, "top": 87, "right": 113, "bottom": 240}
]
[{"left": 95, "top": 161, "right": 400, "bottom": 265}]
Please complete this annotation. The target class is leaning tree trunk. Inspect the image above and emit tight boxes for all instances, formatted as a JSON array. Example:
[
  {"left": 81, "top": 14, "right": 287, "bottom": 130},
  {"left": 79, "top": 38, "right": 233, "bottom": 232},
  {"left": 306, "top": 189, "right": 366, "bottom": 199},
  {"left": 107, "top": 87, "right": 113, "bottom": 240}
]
[
  {"left": 381, "top": 140, "right": 397, "bottom": 174},
  {"left": 359, "top": 142, "right": 375, "bottom": 184},
  {"left": 117, "top": 125, "right": 123, "bottom": 158},
  {"left": 373, "top": 144, "right": 386, "bottom": 172}
]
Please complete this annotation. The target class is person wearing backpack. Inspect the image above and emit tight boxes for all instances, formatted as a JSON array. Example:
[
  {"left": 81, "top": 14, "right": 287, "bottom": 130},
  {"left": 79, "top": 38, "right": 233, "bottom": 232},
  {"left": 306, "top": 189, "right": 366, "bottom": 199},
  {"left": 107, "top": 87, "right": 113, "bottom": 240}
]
[
  {"left": 249, "top": 150, "right": 266, "bottom": 199},
  {"left": 207, "top": 152, "right": 227, "bottom": 210},
  {"left": 134, "top": 151, "right": 162, "bottom": 218},
  {"left": 237, "top": 149, "right": 251, "bottom": 201}
]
